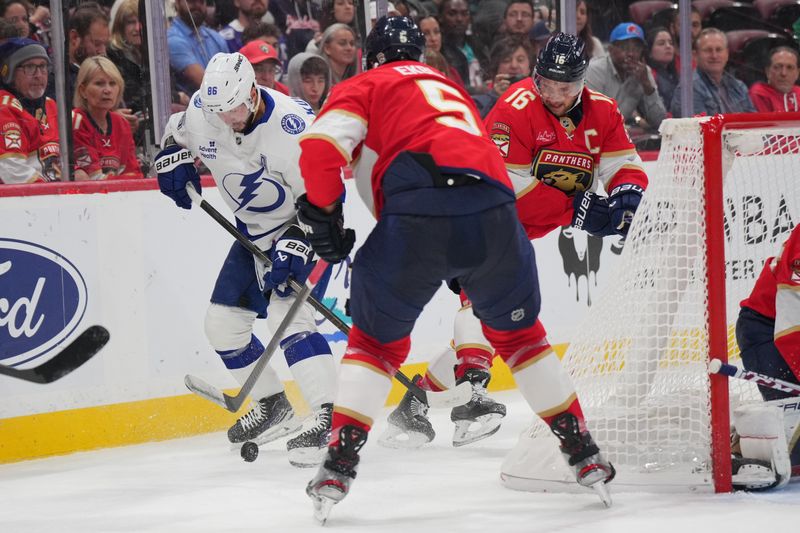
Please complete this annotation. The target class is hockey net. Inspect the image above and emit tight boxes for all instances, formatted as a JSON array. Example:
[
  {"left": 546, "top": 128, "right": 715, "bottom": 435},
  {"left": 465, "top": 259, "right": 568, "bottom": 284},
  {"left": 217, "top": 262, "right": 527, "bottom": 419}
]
[{"left": 502, "top": 113, "right": 800, "bottom": 493}]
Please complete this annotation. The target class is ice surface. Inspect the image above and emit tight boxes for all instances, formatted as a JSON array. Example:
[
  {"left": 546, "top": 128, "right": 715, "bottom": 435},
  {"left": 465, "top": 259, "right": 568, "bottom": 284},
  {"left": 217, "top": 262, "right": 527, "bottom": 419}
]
[{"left": 1, "top": 391, "right": 797, "bottom": 532}]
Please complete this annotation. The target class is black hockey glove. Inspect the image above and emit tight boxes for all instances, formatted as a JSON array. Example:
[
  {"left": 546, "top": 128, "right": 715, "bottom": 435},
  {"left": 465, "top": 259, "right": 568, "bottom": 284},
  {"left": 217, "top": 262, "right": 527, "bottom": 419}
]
[
  {"left": 571, "top": 191, "right": 615, "bottom": 237},
  {"left": 296, "top": 194, "right": 355, "bottom": 264},
  {"left": 608, "top": 184, "right": 644, "bottom": 237}
]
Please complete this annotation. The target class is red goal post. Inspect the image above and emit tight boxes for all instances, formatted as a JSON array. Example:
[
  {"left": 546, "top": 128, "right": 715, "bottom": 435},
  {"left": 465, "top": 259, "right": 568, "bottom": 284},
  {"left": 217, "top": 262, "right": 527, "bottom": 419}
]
[
  {"left": 705, "top": 112, "right": 800, "bottom": 492},
  {"left": 502, "top": 112, "right": 800, "bottom": 494}
]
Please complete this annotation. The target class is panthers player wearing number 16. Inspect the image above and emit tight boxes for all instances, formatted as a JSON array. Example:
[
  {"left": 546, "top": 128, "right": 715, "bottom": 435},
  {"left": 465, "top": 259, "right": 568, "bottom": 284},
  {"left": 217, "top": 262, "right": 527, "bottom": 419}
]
[
  {"left": 153, "top": 52, "right": 337, "bottom": 468},
  {"left": 486, "top": 32, "right": 649, "bottom": 239},
  {"left": 297, "top": 17, "right": 614, "bottom": 523}
]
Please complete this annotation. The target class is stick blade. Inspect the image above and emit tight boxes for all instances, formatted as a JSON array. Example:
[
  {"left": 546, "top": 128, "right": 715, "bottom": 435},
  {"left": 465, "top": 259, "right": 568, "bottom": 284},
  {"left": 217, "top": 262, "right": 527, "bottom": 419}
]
[
  {"left": 426, "top": 381, "right": 474, "bottom": 409},
  {"left": 36, "top": 325, "right": 110, "bottom": 383},
  {"left": 184, "top": 374, "right": 233, "bottom": 411},
  {"left": 0, "top": 325, "right": 110, "bottom": 384}
]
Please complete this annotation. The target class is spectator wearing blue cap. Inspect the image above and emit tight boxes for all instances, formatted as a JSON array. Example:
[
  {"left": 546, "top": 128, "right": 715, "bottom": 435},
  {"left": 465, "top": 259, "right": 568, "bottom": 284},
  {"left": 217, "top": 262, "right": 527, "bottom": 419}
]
[
  {"left": 585, "top": 22, "right": 666, "bottom": 133},
  {"left": 529, "top": 20, "right": 551, "bottom": 60},
  {"left": 0, "top": 37, "right": 60, "bottom": 183},
  {"left": 670, "top": 27, "right": 755, "bottom": 118}
]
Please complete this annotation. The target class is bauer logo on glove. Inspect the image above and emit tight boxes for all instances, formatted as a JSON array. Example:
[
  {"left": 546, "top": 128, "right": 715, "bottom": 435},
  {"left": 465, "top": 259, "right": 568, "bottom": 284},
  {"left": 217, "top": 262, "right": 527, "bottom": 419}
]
[
  {"left": 155, "top": 146, "right": 194, "bottom": 173},
  {"left": 155, "top": 143, "right": 201, "bottom": 210},
  {"left": 263, "top": 225, "right": 314, "bottom": 297}
]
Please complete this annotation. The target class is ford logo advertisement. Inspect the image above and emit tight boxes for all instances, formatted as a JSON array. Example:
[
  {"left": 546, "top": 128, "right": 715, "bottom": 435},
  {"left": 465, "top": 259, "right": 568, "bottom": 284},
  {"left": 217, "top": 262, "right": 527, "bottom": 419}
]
[{"left": 0, "top": 239, "right": 87, "bottom": 366}]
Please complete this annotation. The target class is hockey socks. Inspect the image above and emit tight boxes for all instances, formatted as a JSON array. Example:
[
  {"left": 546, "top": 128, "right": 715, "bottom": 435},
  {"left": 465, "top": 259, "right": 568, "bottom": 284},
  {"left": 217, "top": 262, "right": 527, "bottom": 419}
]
[
  {"left": 331, "top": 326, "right": 408, "bottom": 444},
  {"left": 282, "top": 331, "right": 337, "bottom": 408},
  {"left": 217, "top": 334, "right": 285, "bottom": 401}
]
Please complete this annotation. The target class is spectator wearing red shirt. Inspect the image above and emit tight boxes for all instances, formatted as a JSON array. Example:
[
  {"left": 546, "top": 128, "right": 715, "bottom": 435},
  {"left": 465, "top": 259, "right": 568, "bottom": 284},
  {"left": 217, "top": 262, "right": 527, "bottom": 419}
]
[
  {"left": 749, "top": 47, "right": 800, "bottom": 113},
  {"left": 0, "top": 38, "right": 60, "bottom": 183},
  {"left": 239, "top": 39, "right": 290, "bottom": 95},
  {"left": 72, "top": 55, "right": 142, "bottom": 180}
]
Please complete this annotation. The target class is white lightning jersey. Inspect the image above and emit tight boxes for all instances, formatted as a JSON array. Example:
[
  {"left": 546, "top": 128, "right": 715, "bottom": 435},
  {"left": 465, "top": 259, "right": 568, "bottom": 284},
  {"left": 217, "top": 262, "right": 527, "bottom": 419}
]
[{"left": 163, "top": 87, "right": 315, "bottom": 250}]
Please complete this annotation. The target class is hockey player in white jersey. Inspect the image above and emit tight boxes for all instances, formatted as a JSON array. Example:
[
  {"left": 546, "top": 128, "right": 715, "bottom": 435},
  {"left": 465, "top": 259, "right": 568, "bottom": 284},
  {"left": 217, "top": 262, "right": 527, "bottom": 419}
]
[{"left": 154, "top": 52, "right": 337, "bottom": 467}]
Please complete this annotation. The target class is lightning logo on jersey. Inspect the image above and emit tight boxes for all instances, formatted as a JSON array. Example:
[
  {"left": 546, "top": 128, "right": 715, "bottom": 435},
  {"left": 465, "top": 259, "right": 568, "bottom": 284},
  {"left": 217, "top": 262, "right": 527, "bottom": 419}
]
[{"left": 222, "top": 168, "right": 288, "bottom": 214}]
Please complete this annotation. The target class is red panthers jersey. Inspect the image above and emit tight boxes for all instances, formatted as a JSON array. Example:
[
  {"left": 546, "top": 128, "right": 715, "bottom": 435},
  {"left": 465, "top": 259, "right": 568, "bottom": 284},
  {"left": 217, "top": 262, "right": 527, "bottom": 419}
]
[
  {"left": 0, "top": 90, "right": 60, "bottom": 183},
  {"left": 741, "top": 225, "right": 800, "bottom": 380},
  {"left": 484, "top": 78, "right": 648, "bottom": 238},
  {"left": 72, "top": 109, "right": 142, "bottom": 179},
  {"left": 299, "top": 61, "right": 512, "bottom": 216}
]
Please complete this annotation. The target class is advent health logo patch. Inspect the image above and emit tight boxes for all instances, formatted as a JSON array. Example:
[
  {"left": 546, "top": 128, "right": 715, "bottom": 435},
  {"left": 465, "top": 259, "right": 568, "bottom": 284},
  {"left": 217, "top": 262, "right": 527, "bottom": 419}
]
[{"left": 0, "top": 239, "right": 88, "bottom": 366}]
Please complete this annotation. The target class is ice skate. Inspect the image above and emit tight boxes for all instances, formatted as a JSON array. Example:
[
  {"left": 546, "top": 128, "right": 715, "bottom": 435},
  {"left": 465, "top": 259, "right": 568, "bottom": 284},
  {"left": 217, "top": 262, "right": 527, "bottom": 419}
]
[
  {"left": 450, "top": 369, "right": 506, "bottom": 447},
  {"left": 287, "top": 403, "right": 333, "bottom": 468},
  {"left": 731, "top": 455, "right": 782, "bottom": 491},
  {"left": 378, "top": 375, "right": 435, "bottom": 448},
  {"left": 227, "top": 391, "right": 301, "bottom": 444},
  {"left": 307, "top": 425, "right": 367, "bottom": 525},
  {"left": 550, "top": 412, "right": 615, "bottom": 507}
]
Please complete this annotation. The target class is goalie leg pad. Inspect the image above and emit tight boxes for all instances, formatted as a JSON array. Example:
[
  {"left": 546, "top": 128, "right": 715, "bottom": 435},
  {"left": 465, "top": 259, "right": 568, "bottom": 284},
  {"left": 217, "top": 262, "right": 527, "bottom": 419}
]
[
  {"left": 733, "top": 402, "right": 791, "bottom": 490},
  {"left": 767, "top": 398, "right": 800, "bottom": 471}
]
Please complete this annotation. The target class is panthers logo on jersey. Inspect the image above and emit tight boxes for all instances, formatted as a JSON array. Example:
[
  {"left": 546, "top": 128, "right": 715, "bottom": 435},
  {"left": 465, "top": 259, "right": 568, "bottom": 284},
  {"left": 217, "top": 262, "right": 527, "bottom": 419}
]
[{"left": 533, "top": 148, "right": 594, "bottom": 196}]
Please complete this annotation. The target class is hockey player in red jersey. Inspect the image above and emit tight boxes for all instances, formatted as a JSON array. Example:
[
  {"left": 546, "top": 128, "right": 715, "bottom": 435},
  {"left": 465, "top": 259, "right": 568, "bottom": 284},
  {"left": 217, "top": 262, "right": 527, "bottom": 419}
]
[
  {"left": 732, "top": 224, "right": 800, "bottom": 489},
  {"left": 739, "top": 224, "right": 800, "bottom": 398},
  {"left": 296, "top": 18, "right": 615, "bottom": 523},
  {"left": 382, "top": 33, "right": 650, "bottom": 449},
  {"left": 487, "top": 31, "right": 648, "bottom": 241}
]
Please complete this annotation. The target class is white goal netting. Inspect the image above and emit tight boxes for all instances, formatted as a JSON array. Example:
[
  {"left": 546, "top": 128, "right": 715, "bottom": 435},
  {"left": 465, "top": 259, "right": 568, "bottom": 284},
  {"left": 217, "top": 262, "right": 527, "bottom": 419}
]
[{"left": 502, "top": 116, "right": 800, "bottom": 493}]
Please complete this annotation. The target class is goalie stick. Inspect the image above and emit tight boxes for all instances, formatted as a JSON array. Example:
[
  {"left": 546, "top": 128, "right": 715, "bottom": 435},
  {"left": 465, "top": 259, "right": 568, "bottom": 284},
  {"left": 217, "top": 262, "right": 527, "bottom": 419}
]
[
  {"left": 0, "top": 325, "right": 109, "bottom": 384},
  {"left": 184, "top": 187, "right": 472, "bottom": 410},
  {"left": 709, "top": 358, "right": 800, "bottom": 396}
]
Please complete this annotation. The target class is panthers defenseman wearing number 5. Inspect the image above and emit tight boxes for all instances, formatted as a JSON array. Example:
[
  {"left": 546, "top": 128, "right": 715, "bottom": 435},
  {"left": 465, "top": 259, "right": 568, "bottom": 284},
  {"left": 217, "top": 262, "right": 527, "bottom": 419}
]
[
  {"left": 154, "top": 52, "right": 337, "bottom": 467},
  {"left": 297, "top": 17, "right": 615, "bottom": 523}
]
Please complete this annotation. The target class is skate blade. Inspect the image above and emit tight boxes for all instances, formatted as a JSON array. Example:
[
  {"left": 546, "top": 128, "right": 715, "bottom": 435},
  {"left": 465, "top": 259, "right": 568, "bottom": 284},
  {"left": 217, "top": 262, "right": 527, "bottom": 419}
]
[
  {"left": 732, "top": 463, "right": 778, "bottom": 490},
  {"left": 452, "top": 414, "right": 503, "bottom": 447},
  {"left": 590, "top": 479, "right": 613, "bottom": 508},
  {"left": 311, "top": 484, "right": 346, "bottom": 525},
  {"left": 312, "top": 495, "right": 336, "bottom": 525},
  {"left": 377, "top": 424, "right": 433, "bottom": 449},
  {"left": 288, "top": 446, "right": 327, "bottom": 468}
]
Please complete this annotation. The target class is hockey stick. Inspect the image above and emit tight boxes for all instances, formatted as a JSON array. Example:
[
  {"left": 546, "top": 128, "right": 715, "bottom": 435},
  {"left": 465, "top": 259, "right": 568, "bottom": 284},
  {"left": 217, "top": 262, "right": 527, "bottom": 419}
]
[
  {"left": 186, "top": 186, "right": 472, "bottom": 409},
  {"left": 186, "top": 185, "right": 351, "bottom": 334},
  {"left": 185, "top": 260, "right": 331, "bottom": 412},
  {"left": 709, "top": 358, "right": 800, "bottom": 396},
  {"left": 0, "top": 325, "right": 109, "bottom": 384}
]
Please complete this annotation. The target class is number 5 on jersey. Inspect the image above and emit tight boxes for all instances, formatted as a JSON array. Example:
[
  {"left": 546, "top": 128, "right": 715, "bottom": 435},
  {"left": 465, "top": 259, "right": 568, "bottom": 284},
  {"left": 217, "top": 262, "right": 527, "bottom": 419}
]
[{"left": 416, "top": 79, "right": 483, "bottom": 136}]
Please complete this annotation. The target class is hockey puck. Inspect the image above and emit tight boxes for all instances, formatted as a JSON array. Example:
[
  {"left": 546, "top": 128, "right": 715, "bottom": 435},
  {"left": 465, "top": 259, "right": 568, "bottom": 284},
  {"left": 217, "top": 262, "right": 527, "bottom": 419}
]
[{"left": 241, "top": 441, "right": 259, "bottom": 462}]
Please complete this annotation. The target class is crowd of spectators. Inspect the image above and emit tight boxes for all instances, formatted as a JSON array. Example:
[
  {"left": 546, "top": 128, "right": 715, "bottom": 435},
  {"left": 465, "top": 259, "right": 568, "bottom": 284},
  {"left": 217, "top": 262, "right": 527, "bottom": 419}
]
[{"left": 0, "top": 0, "right": 798, "bottom": 184}]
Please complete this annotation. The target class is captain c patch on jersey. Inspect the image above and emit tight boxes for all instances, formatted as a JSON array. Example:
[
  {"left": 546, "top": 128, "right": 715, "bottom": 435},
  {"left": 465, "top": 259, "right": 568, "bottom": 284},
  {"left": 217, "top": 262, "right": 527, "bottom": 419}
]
[{"left": 533, "top": 149, "right": 594, "bottom": 196}]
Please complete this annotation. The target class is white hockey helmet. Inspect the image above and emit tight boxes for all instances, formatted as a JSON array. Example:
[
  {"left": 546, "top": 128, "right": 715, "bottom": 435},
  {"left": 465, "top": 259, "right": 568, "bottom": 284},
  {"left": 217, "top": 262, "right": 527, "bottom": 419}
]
[{"left": 200, "top": 52, "right": 258, "bottom": 115}]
